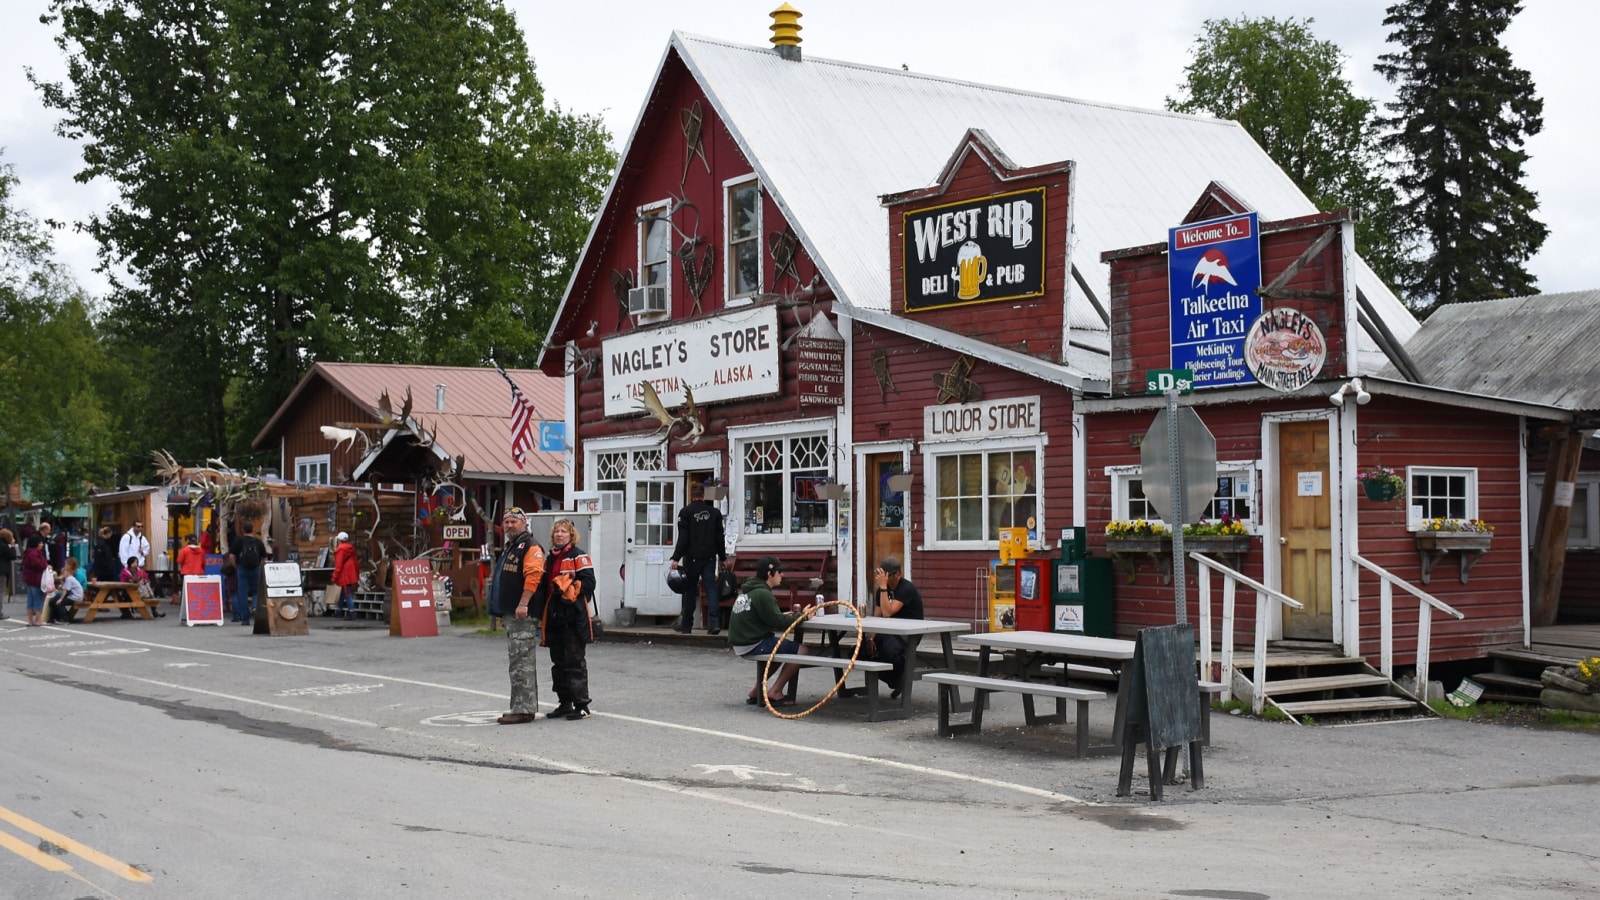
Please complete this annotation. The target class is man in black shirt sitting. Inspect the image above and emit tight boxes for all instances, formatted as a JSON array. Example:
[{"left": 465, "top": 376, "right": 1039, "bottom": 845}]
[{"left": 870, "top": 555, "right": 923, "bottom": 697}]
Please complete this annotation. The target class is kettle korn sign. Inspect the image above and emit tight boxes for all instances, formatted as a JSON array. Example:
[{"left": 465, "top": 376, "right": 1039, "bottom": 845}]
[
  {"left": 1168, "top": 212, "right": 1262, "bottom": 388},
  {"left": 902, "top": 188, "right": 1046, "bottom": 311}
]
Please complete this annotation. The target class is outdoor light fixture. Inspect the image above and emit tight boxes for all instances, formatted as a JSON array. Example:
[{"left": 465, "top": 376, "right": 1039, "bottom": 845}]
[{"left": 1328, "top": 377, "right": 1372, "bottom": 407}]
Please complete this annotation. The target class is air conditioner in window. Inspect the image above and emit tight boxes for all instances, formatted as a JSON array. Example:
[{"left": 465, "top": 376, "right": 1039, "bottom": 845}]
[{"left": 627, "top": 285, "right": 668, "bottom": 315}]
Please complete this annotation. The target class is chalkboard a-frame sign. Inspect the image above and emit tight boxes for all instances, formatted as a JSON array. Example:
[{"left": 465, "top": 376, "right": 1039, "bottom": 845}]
[{"left": 1116, "top": 623, "right": 1205, "bottom": 800}]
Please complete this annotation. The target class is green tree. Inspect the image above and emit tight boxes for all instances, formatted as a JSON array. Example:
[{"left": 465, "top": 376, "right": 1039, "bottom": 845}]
[
  {"left": 0, "top": 155, "right": 123, "bottom": 507},
  {"left": 1375, "top": 0, "right": 1545, "bottom": 312},
  {"left": 32, "top": 0, "right": 615, "bottom": 456},
  {"left": 1168, "top": 15, "right": 1408, "bottom": 287}
]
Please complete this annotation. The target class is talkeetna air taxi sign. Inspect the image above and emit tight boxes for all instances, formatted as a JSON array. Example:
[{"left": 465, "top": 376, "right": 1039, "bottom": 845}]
[
  {"left": 902, "top": 188, "right": 1046, "bottom": 312},
  {"left": 1168, "top": 212, "right": 1262, "bottom": 388}
]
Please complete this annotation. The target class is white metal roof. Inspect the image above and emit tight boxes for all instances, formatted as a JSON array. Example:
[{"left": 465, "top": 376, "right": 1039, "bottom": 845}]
[{"left": 673, "top": 32, "right": 1418, "bottom": 349}]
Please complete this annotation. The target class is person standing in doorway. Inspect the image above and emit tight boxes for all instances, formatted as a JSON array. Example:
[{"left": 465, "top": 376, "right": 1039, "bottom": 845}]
[
  {"left": 332, "top": 532, "right": 359, "bottom": 619},
  {"left": 490, "top": 508, "right": 544, "bottom": 725},
  {"left": 670, "top": 481, "right": 727, "bottom": 634},
  {"left": 231, "top": 522, "right": 267, "bottom": 624},
  {"left": 537, "top": 519, "right": 597, "bottom": 720}
]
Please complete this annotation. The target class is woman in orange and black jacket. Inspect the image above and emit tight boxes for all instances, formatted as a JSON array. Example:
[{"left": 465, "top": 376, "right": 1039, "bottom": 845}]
[{"left": 536, "top": 518, "right": 597, "bottom": 720}]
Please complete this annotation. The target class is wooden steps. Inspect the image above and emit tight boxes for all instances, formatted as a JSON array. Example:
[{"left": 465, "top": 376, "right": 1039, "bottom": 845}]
[{"left": 1240, "top": 649, "right": 1432, "bottom": 724}]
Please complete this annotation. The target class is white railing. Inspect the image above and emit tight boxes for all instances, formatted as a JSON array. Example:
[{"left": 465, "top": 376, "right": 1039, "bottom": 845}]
[
  {"left": 1192, "top": 551, "right": 1305, "bottom": 715},
  {"left": 1349, "top": 554, "right": 1465, "bottom": 698}
]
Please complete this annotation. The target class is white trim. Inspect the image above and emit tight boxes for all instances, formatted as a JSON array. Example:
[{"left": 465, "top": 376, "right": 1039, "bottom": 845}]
[
  {"left": 637, "top": 198, "right": 673, "bottom": 323},
  {"left": 1072, "top": 411, "right": 1086, "bottom": 532},
  {"left": 1103, "top": 460, "right": 1259, "bottom": 528},
  {"left": 726, "top": 416, "right": 836, "bottom": 551},
  {"left": 921, "top": 435, "right": 1046, "bottom": 551},
  {"left": 1405, "top": 466, "right": 1480, "bottom": 529},
  {"left": 722, "top": 173, "right": 762, "bottom": 306},
  {"left": 854, "top": 439, "right": 915, "bottom": 606},
  {"left": 1520, "top": 416, "right": 1531, "bottom": 647}
]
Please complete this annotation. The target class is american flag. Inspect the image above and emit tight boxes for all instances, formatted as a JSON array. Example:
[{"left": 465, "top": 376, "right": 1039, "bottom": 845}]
[{"left": 495, "top": 362, "right": 537, "bottom": 469}]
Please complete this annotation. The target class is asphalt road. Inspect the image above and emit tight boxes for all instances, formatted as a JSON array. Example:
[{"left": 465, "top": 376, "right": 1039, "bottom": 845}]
[{"left": 2, "top": 615, "right": 1597, "bottom": 898}]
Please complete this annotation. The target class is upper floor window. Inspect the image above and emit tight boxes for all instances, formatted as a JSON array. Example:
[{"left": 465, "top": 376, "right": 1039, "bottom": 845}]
[
  {"left": 295, "top": 454, "right": 331, "bottom": 485},
  {"left": 636, "top": 200, "right": 672, "bottom": 320},
  {"left": 1407, "top": 466, "right": 1477, "bottom": 528},
  {"left": 726, "top": 177, "right": 761, "bottom": 304}
]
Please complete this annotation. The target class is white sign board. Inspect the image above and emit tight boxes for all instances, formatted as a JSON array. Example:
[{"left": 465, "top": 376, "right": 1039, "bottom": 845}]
[
  {"left": 442, "top": 525, "right": 473, "bottom": 541},
  {"left": 923, "top": 395, "right": 1042, "bottom": 442},
  {"left": 602, "top": 305, "right": 781, "bottom": 416},
  {"left": 1297, "top": 472, "right": 1323, "bottom": 497},
  {"left": 263, "top": 562, "right": 303, "bottom": 599}
]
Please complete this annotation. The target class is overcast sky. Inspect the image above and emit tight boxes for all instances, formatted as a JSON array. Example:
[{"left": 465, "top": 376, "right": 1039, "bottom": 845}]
[{"left": 2, "top": 1, "right": 1592, "bottom": 300}]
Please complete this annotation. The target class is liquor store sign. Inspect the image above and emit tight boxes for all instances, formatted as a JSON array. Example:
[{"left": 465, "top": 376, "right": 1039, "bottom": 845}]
[
  {"left": 902, "top": 188, "right": 1046, "bottom": 312},
  {"left": 603, "top": 305, "right": 780, "bottom": 416}
]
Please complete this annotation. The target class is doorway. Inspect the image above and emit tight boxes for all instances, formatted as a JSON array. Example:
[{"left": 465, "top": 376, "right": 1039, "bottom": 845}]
[
  {"left": 624, "top": 472, "right": 681, "bottom": 616},
  {"left": 1277, "top": 420, "right": 1333, "bottom": 640},
  {"left": 864, "top": 453, "right": 907, "bottom": 597}
]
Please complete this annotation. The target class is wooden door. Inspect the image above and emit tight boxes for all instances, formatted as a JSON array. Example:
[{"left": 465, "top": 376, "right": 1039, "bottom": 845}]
[
  {"left": 864, "top": 454, "right": 906, "bottom": 596},
  {"left": 1278, "top": 421, "right": 1333, "bottom": 640}
]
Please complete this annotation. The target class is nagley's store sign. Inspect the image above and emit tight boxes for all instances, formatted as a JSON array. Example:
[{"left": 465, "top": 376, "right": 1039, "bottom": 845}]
[
  {"left": 902, "top": 188, "right": 1046, "bottom": 312},
  {"left": 602, "top": 305, "right": 780, "bottom": 416},
  {"left": 924, "top": 395, "right": 1042, "bottom": 442}
]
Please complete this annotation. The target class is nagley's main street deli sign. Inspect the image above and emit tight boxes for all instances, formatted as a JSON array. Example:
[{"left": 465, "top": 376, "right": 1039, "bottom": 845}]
[
  {"left": 603, "top": 305, "right": 780, "bottom": 417},
  {"left": 1168, "top": 211, "right": 1263, "bottom": 389},
  {"left": 902, "top": 188, "right": 1046, "bottom": 312}
]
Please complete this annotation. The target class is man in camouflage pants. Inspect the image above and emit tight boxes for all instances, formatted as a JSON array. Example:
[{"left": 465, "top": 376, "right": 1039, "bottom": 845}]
[{"left": 492, "top": 508, "right": 545, "bottom": 724}]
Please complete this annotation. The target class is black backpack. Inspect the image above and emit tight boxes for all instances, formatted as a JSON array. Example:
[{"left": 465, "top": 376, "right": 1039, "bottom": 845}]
[{"left": 238, "top": 539, "right": 262, "bottom": 568}]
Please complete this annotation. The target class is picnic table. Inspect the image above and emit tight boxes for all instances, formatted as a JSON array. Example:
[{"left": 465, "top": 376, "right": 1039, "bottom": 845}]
[
  {"left": 80, "top": 581, "right": 160, "bottom": 622},
  {"left": 933, "top": 631, "right": 1137, "bottom": 756},
  {"left": 801, "top": 614, "right": 971, "bottom": 721}
]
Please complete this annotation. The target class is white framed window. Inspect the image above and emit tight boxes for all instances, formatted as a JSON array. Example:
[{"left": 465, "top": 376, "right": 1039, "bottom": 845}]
[
  {"left": 725, "top": 175, "right": 762, "bottom": 304},
  {"left": 1106, "top": 462, "right": 1257, "bottom": 527},
  {"left": 1529, "top": 474, "right": 1598, "bottom": 548},
  {"left": 729, "top": 419, "right": 832, "bottom": 541},
  {"left": 589, "top": 442, "right": 665, "bottom": 494},
  {"left": 925, "top": 439, "right": 1043, "bottom": 549},
  {"left": 1407, "top": 466, "right": 1477, "bottom": 528},
  {"left": 295, "top": 454, "right": 331, "bottom": 485},
  {"left": 638, "top": 200, "right": 672, "bottom": 320}
]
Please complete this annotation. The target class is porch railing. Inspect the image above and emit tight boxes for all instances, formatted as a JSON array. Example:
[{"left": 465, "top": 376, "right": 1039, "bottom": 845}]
[
  {"left": 1192, "top": 552, "right": 1304, "bottom": 715},
  {"left": 1349, "top": 554, "right": 1465, "bottom": 699}
]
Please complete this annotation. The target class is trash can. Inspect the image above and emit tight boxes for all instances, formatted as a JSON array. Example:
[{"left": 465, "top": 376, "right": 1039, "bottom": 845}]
[{"left": 1051, "top": 527, "right": 1113, "bottom": 637}]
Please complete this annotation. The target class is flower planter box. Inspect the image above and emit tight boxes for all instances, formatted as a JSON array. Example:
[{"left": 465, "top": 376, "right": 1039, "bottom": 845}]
[
  {"left": 1106, "top": 534, "right": 1253, "bottom": 583},
  {"left": 1415, "top": 532, "right": 1492, "bottom": 584}
]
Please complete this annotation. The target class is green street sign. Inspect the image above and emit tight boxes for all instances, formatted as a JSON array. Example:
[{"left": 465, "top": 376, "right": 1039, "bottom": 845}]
[{"left": 1146, "top": 368, "right": 1195, "bottom": 395}]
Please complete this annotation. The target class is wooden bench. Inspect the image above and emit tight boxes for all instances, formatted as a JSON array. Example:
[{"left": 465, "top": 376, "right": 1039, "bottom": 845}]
[
  {"left": 923, "top": 672, "right": 1109, "bottom": 758},
  {"left": 756, "top": 652, "right": 895, "bottom": 717},
  {"left": 722, "top": 550, "right": 832, "bottom": 618}
]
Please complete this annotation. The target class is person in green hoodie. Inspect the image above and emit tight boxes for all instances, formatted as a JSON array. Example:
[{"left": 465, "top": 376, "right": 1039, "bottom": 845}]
[{"left": 728, "top": 555, "right": 811, "bottom": 707}]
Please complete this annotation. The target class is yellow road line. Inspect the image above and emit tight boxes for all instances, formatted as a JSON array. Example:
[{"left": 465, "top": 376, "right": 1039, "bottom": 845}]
[
  {"left": 0, "top": 828, "right": 73, "bottom": 872},
  {"left": 0, "top": 804, "right": 152, "bottom": 883}
]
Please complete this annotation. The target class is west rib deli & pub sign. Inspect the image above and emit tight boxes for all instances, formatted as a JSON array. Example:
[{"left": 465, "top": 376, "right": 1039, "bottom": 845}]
[{"left": 902, "top": 187, "right": 1046, "bottom": 312}]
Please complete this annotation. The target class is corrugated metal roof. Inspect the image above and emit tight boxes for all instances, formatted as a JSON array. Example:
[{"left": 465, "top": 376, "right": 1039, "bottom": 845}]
[
  {"left": 266, "top": 363, "right": 565, "bottom": 480},
  {"left": 670, "top": 33, "right": 1417, "bottom": 352},
  {"left": 1382, "top": 290, "right": 1600, "bottom": 414}
]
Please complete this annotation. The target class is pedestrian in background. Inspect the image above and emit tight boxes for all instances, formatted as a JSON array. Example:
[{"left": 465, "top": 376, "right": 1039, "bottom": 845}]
[
  {"left": 231, "top": 521, "right": 267, "bottom": 624},
  {"left": 670, "top": 480, "right": 727, "bottom": 635},
  {"left": 0, "top": 527, "right": 15, "bottom": 617},
  {"left": 490, "top": 508, "right": 544, "bottom": 725},
  {"left": 332, "top": 531, "right": 359, "bottom": 619},
  {"left": 22, "top": 534, "right": 48, "bottom": 626}
]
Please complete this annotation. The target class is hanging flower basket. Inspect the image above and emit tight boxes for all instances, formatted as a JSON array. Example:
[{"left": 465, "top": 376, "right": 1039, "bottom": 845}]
[{"left": 1358, "top": 464, "right": 1406, "bottom": 503}]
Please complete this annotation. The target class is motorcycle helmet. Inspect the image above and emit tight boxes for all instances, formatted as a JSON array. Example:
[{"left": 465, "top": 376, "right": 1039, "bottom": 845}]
[{"left": 665, "top": 568, "right": 689, "bottom": 595}]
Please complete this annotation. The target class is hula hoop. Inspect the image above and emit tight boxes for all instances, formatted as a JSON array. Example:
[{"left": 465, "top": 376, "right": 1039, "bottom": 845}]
[{"left": 760, "top": 600, "right": 866, "bottom": 719}]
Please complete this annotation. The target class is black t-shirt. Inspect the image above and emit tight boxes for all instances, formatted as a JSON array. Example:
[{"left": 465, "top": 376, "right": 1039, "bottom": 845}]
[{"left": 886, "top": 578, "right": 924, "bottom": 620}]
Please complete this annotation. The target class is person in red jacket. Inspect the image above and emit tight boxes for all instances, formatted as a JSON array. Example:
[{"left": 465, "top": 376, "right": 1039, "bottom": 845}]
[{"left": 332, "top": 532, "right": 359, "bottom": 619}]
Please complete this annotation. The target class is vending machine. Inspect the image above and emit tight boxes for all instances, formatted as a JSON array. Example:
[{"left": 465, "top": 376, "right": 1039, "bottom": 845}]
[{"left": 1051, "top": 527, "right": 1113, "bottom": 637}]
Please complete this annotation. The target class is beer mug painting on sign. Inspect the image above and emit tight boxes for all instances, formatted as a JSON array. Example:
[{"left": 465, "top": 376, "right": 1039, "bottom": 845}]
[{"left": 955, "top": 240, "right": 988, "bottom": 300}]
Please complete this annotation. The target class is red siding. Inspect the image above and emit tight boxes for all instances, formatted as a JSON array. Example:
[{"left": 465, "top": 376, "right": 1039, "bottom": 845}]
[
  {"left": 851, "top": 323, "right": 1076, "bottom": 624},
  {"left": 883, "top": 150, "right": 1071, "bottom": 363}
]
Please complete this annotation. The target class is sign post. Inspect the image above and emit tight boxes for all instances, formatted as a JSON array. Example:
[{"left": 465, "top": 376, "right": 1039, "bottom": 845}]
[{"left": 1142, "top": 370, "right": 1216, "bottom": 625}]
